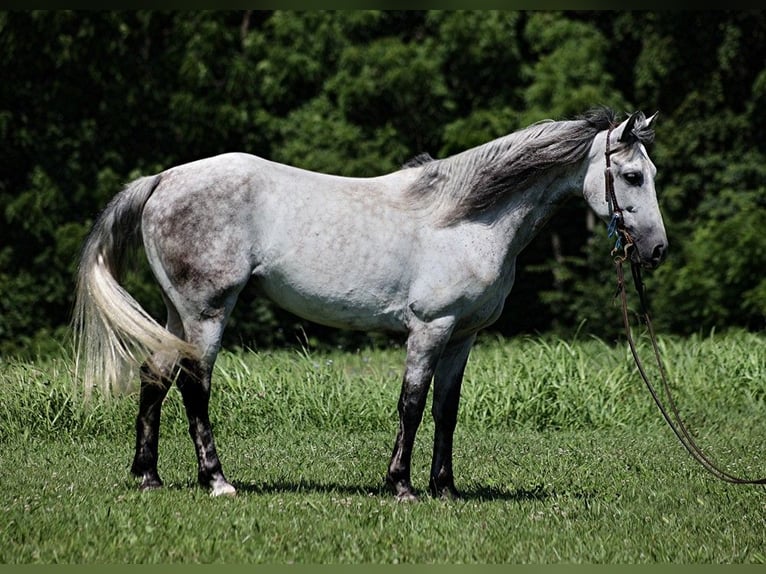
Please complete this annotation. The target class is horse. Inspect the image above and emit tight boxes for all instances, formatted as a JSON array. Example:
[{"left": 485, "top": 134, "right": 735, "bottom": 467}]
[{"left": 73, "top": 107, "right": 667, "bottom": 500}]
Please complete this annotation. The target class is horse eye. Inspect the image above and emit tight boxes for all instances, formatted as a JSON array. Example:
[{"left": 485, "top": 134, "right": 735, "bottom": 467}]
[{"left": 624, "top": 172, "right": 644, "bottom": 186}]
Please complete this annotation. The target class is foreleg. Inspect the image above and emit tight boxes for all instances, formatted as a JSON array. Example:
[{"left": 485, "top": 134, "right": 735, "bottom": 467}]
[
  {"left": 429, "top": 335, "right": 475, "bottom": 499},
  {"left": 387, "top": 318, "right": 454, "bottom": 500}
]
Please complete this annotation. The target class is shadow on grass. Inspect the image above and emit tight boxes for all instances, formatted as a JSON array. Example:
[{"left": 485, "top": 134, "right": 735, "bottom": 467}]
[{"left": 229, "top": 479, "right": 562, "bottom": 502}]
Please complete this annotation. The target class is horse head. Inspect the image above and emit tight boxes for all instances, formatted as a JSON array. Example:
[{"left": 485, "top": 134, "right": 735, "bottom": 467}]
[{"left": 583, "top": 111, "right": 668, "bottom": 269}]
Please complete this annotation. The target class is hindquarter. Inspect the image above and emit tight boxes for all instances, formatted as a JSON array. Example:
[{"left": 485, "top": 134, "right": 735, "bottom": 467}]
[{"left": 140, "top": 157, "right": 261, "bottom": 316}]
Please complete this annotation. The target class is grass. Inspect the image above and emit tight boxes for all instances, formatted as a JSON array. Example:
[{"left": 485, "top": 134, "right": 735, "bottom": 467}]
[{"left": 1, "top": 330, "right": 765, "bottom": 563}]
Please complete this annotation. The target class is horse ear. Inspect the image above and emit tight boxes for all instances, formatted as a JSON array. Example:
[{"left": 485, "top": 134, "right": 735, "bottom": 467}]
[
  {"left": 618, "top": 111, "right": 642, "bottom": 143},
  {"left": 645, "top": 111, "right": 659, "bottom": 128}
]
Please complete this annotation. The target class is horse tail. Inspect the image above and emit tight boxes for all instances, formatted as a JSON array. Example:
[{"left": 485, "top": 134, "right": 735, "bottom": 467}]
[{"left": 73, "top": 175, "right": 198, "bottom": 396}]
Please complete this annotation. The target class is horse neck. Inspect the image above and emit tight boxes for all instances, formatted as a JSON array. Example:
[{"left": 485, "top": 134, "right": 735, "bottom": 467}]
[
  {"left": 460, "top": 164, "right": 584, "bottom": 284},
  {"left": 482, "top": 162, "right": 585, "bottom": 250}
]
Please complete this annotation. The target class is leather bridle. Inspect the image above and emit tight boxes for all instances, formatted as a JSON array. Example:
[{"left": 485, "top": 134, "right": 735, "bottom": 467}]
[{"left": 606, "top": 125, "right": 766, "bottom": 485}]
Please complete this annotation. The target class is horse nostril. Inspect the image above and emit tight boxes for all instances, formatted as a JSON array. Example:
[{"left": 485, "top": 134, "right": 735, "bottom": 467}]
[{"left": 652, "top": 243, "right": 667, "bottom": 264}]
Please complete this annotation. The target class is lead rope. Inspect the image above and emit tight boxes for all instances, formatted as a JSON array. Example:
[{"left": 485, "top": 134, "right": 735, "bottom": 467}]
[
  {"left": 606, "top": 127, "right": 766, "bottom": 485},
  {"left": 615, "top": 258, "right": 766, "bottom": 484}
]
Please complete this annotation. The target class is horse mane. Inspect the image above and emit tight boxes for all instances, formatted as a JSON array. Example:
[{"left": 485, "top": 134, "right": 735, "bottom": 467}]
[
  {"left": 403, "top": 107, "right": 654, "bottom": 224},
  {"left": 402, "top": 152, "right": 435, "bottom": 168}
]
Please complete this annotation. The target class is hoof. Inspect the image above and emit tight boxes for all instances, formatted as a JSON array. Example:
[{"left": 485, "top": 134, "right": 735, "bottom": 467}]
[
  {"left": 210, "top": 479, "right": 237, "bottom": 497},
  {"left": 395, "top": 490, "right": 419, "bottom": 502},
  {"left": 387, "top": 477, "right": 418, "bottom": 502},
  {"left": 430, "top": 480, "right": 461, "bottom": 500},
  {"left": 137, "top": 473, "right": 163, "bottom": 491},
  {"left": 434, "top": 486, "right": 462, "bottom": 501}
]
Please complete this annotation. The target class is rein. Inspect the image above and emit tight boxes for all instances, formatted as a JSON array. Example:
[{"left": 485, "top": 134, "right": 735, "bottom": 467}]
[{"left": 604, "top": 126, "right": 766, "bottom": 485}]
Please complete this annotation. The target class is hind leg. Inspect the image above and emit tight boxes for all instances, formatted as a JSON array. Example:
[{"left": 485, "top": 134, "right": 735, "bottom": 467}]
[
  {"left": 141, "top": 196, "right": 251, "bottom": 496},
  {"left": 177, "top": 312, "right": 236, "bottom": 496},
  {"left": 130, "top": 360, "right": 175, "bottom": 489},
  {"left": 131, "top": 298, "right": 184, "bottom": 490}
]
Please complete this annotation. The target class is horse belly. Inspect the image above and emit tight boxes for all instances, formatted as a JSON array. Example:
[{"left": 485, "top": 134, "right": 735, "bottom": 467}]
[
  {"left": 255, "top": 267, "right": 409, "bottom": 332},
  {"left": 252, "top": 230, "right": 412, "bottom": 333}
]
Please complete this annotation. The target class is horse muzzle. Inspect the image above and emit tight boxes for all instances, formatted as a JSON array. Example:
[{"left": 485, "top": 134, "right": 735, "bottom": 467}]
[{"left": 629, "top": 235, "right": 668, "bottom": 269}]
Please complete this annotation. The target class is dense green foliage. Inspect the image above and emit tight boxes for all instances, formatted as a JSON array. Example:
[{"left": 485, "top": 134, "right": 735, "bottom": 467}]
[
  {"left": 2, "top": 11, "right": 765, "bottom": 357},
  {"left": 1, "top": 335, "right": 765, "bottom": 562}
]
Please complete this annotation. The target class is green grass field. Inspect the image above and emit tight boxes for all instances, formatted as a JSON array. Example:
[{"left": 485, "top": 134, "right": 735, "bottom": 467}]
[{"left": 1, "top": 331, "right": 765, "bottom": 563}]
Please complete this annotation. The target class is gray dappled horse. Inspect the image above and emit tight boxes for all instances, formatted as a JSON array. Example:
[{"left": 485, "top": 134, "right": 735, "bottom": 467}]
[{"left": 74, "top": 107, "right": 667, "bottom": 499}]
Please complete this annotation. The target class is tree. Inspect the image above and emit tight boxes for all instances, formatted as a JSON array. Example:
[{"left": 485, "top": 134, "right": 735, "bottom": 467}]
[{"left": 1, "top": 11, "right": 765, "bottom": 357}]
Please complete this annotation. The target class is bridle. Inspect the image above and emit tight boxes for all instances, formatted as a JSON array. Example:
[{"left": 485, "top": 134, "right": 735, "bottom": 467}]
[
  {"left": 605, "top": 125, "right": 766, "bottom": 485},
  {"left": 604, "top": 125, "right": 631, "bottom": 256}
]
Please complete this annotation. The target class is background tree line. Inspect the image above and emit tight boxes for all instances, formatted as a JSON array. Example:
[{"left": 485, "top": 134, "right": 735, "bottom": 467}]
[{"left": 1, "top": 10, "right": 765, "bottom": 357}]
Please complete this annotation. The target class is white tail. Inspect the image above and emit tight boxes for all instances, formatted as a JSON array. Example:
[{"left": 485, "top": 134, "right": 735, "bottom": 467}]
[{"left": 73, "top": 175, "right": 198, "bottom": 396}]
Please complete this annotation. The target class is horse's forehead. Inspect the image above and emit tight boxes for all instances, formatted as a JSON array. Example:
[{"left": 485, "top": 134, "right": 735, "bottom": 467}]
[{"left": 619, "top": 143, "right": 656, "bottom": 174}]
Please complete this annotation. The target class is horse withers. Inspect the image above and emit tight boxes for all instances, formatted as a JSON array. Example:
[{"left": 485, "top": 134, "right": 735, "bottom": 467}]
[{"left": 74, "top": 107, "right": 667, "bottom": 499}]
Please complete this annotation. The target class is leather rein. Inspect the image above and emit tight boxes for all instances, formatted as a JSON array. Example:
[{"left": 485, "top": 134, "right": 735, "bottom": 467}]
[{"left": 604, "top": 126, "right": 766, "bottom": 485}]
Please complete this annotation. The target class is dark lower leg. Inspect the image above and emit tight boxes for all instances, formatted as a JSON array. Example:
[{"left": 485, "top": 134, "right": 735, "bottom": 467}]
[
  {"left": 176, "top": 360, "right": 234, "bottom": 495},
  {"left": 131, "top": 363, "right": 172, "bottom": 489},
  {"left": 387, "top": 378, "right": 430, "bottom": 500},
  {"left": 429, "top": 337, "right": 472, "bottom": 499},
  {"left": 386, "top": 324, "right": 452, "bottom": 500},
  {"left": 429, "top": 401, "right": 460, "bottom": 498}
]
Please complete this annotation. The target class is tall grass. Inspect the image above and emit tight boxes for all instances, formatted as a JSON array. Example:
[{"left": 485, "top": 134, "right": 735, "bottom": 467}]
[{"left": 2, "top": 329, "right": 764, "bottom": 440}]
